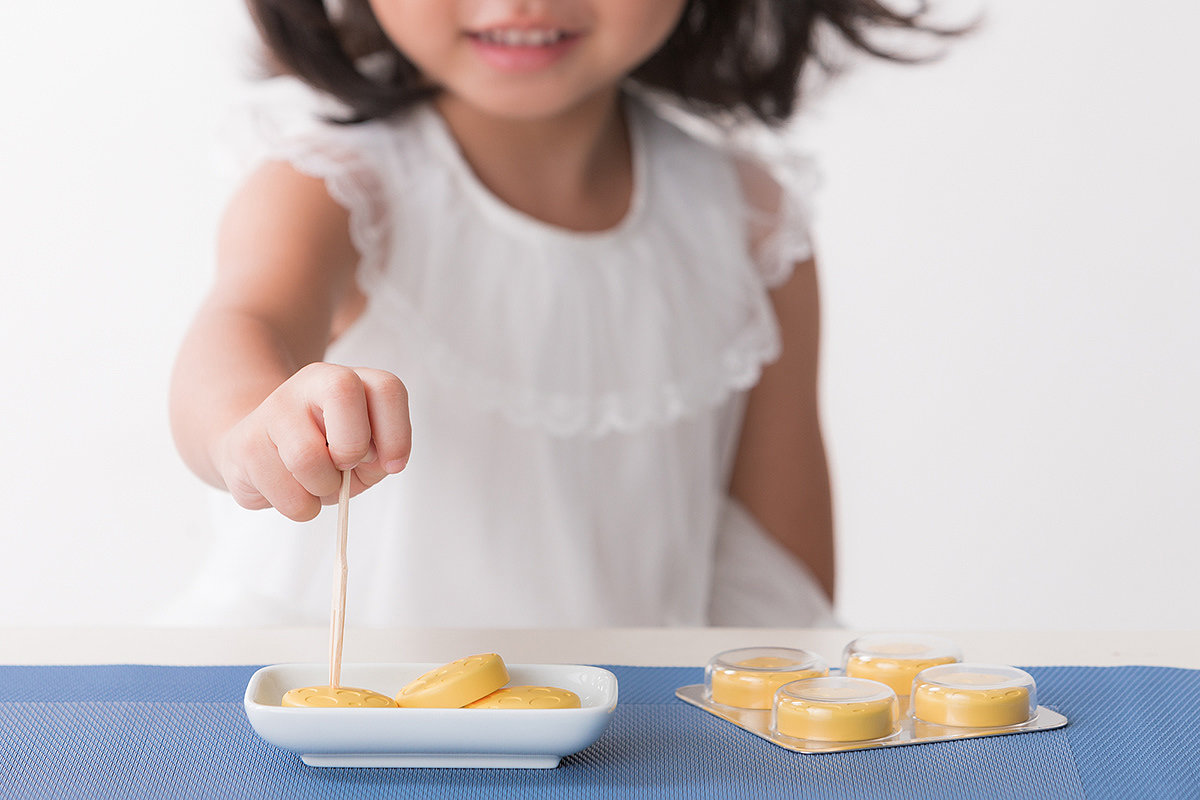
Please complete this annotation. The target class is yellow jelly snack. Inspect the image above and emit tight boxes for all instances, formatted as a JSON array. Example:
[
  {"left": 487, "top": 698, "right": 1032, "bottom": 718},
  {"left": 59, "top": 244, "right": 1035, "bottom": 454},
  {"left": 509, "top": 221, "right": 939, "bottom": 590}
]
[
  {"left": 395, "top": 653, "right": 510, "bottom": 708},
  {"left": 913, "top": 682, "right": 1031, "bottom": 727},
  {"left": 774, "top": 684, "right": 898, "bottom": 742},
  {"left": 710, "top": 655, "right": 826, "bottom": 710},
  {"left": 466, "top": 685, "right": 582, "bottom": 709},
  {"left": 846, "top": 655, "right": 959, "bottom": 697},
  {"left": 281, "top": 685, "right": 397, "bottom": 708},
  {"left": 841, "top": 635, "right": 962, "bottom": 697}
]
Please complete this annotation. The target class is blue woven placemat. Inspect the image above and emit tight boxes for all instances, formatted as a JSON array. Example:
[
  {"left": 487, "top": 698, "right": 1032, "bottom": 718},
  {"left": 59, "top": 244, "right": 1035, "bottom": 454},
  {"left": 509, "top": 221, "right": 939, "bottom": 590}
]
[{"left": 1, "top": 664, "right": 1196, "bottom": 799}]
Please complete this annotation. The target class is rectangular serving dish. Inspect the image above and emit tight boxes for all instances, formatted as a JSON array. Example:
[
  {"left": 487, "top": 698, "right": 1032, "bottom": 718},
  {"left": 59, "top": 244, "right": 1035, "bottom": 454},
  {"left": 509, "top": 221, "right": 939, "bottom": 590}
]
[
  {"left": 245, "top": 662, "right": 618, "bottom": 768},
  {"left": 676, "top": 684, "right": 1067, "bottom": 754}
]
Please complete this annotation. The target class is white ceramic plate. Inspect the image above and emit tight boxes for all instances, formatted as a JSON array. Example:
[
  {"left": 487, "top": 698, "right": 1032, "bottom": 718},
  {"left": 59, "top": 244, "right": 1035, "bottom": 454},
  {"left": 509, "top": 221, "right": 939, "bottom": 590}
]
[{"left": 244, "top": 662, "right": 619, "bottom": 768}]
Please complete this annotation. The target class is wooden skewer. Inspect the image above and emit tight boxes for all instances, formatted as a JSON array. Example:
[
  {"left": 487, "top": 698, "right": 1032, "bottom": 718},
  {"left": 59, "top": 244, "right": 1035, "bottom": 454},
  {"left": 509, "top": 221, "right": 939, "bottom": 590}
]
[{"left": 328, "top": 469, "right": 352, "bottom": 688}]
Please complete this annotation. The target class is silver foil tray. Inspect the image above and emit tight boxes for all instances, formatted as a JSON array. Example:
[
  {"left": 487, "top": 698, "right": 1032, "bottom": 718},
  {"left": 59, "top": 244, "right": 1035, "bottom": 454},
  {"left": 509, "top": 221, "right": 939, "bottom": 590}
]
[{"left": 675, "top": 684, "right": 1068, "bottom": 754}]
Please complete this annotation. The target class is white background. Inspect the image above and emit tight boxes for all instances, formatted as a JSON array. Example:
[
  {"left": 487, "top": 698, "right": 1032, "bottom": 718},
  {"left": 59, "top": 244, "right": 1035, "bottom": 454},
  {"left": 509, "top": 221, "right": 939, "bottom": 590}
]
[{"left": 1, "top": 1, "right": 1196, "bottom": 630}]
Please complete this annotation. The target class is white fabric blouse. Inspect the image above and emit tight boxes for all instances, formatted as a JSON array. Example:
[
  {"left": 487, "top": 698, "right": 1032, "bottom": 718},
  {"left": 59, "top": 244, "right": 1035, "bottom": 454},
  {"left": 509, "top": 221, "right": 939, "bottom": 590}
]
[{"left": 167, "top": 78, "right": 836, "bottom": 629}]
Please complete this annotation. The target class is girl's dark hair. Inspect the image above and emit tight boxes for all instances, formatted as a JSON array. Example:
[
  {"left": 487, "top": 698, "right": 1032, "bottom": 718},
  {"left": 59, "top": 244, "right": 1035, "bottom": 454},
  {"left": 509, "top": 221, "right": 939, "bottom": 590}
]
[{"left": 248, "top": 0, "right": 965, "bottom": 125}]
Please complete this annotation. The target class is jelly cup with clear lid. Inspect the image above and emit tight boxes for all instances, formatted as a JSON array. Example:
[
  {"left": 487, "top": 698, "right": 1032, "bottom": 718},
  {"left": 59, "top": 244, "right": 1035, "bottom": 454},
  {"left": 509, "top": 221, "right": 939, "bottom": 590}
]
[
  {"left": 911, "top": 663, "right": 1037, "bottom": 728},
  {"left": 772, "top": 676, "right": 900, "bottom": 743},
  {"left": 705, "top": 647, "right": 828, "bottom": 710},
  {"left": 842, "top": 633, "right": 962, "bottom": 697}
]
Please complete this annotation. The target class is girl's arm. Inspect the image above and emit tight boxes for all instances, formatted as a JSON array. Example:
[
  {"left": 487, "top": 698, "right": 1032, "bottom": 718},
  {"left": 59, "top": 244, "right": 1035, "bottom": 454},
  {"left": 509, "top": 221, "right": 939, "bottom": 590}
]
[
  {"left": 170, "top": 161, "right": 411, "bottom": 521},
  {"left": 728, "top": 257, "right": 835, "bottom": 600}
]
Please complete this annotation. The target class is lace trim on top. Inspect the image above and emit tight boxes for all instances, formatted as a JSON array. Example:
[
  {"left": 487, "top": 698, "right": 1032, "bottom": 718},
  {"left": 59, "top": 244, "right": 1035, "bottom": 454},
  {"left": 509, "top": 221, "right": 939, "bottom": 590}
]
[
  {"left": 626, "top": 85, "right": 820, "bottom": 287},
  {"left": 220, "top": 79, "right": 393, "bottom": 285},
  {"left": 738, "top": 147, "right": 820, "bottom": 288}
]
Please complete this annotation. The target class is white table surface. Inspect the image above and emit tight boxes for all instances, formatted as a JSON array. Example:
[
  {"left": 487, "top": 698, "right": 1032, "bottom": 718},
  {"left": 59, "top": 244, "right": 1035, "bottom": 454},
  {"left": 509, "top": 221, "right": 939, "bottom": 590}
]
[{"left": 1, "top": 628, "right": 1197, "bottom": 668}]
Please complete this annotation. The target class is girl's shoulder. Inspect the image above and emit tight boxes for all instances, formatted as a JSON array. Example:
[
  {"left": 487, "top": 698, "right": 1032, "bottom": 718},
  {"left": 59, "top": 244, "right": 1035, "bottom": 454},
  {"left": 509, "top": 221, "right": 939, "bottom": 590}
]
[
  {"left": 218, "top": 76, "right": 441, "bottom": 280},
  {"left": 630, "top": 87, "right": 820, "bottom": 285},
  {"left": 219, "top": 75, "right": 426, "bottom": 183}
]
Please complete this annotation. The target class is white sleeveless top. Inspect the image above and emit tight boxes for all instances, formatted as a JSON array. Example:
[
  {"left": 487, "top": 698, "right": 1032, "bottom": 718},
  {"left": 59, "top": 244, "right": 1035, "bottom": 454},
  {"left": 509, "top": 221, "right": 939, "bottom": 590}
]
[{"left": 167, "top": 78, "right": 836, "bottom": 628}]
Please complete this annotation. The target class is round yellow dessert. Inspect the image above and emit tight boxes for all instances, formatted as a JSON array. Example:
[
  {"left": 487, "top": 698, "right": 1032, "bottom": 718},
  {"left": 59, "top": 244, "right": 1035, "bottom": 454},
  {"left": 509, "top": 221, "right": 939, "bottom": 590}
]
[
  {"left": 395, "top": 653, "right": 510, "bottom": 708},
  {"left": 466, "top": 686, "right": 582, "bottom": 709},
  {"left": 846, "top": 655, "right": 959, "bottom": 697},
  {"left": 911, "top": 664, "right": 1036, "bottom": 727},
  {"left": 281, "top": 685, "right": 397, "bottom": 708},
  {"left": 707, "top": 648, "right": 827, "bottom": 710},
  {"left": 773, "top": 678, "right": 899, "bottom": 742},
  {"left": 842, "top": 634, "right": 962, "bottom": 697}
]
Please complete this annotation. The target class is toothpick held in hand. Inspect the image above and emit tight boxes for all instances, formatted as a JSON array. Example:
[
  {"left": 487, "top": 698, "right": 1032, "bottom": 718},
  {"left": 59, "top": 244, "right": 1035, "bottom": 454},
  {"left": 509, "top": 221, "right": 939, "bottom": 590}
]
[{"left": 328, "top": 469, "right": 352, "bottom": 688}]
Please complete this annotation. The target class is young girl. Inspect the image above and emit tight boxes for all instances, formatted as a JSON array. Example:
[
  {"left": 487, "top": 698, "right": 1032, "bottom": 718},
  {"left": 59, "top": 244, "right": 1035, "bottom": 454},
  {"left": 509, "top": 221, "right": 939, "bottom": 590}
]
[{"left": 170, "top": 0, "right": 948, "bottom": 627}]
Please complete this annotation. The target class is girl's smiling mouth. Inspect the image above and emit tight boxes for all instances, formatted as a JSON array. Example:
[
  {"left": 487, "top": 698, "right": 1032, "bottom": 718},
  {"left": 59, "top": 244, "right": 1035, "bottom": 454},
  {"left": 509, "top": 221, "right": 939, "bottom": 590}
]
[
  {"left": 471, "top": 28, "right": 572, "bottom": 46},
  {"left": 465, "top": 25, "right": 584, "bottom": 72}
]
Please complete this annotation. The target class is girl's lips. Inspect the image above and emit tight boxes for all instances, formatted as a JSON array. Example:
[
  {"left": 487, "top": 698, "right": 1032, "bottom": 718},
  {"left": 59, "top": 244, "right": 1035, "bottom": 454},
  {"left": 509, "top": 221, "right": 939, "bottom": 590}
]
[{"left": 466, "top": 29, "right": 582, "bottom": 73}]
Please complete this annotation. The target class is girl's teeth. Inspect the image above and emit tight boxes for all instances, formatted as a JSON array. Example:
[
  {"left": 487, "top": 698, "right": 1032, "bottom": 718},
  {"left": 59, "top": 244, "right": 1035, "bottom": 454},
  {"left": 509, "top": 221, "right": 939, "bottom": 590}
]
[{"left": 481, "top": 29, "right": 564, "bottom": 46}]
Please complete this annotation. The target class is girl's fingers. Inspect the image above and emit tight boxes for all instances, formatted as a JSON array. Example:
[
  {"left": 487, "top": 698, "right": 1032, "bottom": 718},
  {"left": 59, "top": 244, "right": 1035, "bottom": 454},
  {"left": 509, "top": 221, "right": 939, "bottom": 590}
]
[
  {"left": 315, "top": 370, "right": 409, "bottom": 503},
  {"left": 220, "top": 425, "right": 274, "bottom": 511},
  {"left": 346, "top": 371, "right": 409, "bottom": 493},
  {"left": 224, "top": 363, "right": 411, "bottom": 516},
  {"left": 267, "top": 413, "right": 343, "bottom": 499},
  {"left": 357, "top": 368, "right": 412, "bottom": 475},
  {"left": 305, "top": 364, "right": 373, "bottom": 470},
  {"left": 225, "top": 467, "right": 271, "bottom": 512},
  {"left": 318, "top": 467, "right": 375, "bottom": 505},
  {"left": 238, "top": 433, "right": 322, "bottom": 522}
]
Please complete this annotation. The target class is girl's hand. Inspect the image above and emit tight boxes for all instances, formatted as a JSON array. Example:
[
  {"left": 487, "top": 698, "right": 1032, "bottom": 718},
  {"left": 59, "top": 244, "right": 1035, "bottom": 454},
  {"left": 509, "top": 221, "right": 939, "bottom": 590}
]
[{"left": 214, "top": 362, "right": 411, "bottom": 521}]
